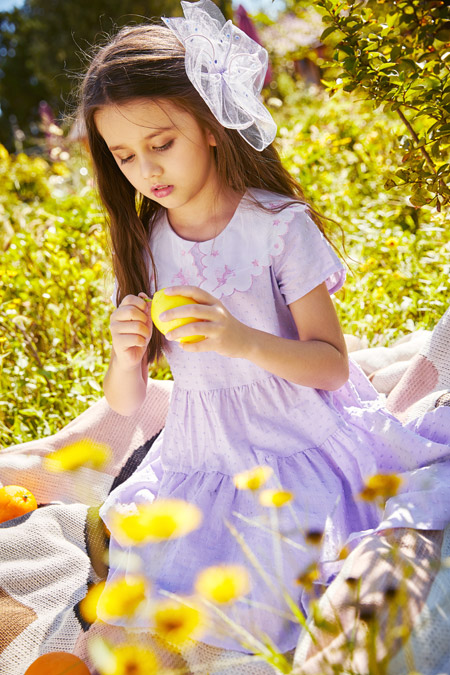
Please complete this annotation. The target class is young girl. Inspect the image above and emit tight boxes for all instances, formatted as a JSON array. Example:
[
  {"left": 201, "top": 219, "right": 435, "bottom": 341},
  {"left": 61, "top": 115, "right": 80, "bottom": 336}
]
[{"left": 79, "top": 0, "right": 450, "bottom": 665}]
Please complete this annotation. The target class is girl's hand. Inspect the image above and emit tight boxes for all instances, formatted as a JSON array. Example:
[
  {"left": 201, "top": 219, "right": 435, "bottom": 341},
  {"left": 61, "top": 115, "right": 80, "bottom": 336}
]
[
  {"left": 161, "top": 286, "right": 250, "bottom": 358},
  {"left": 109, "top": 292, "right": 152, "bottom": 370}
]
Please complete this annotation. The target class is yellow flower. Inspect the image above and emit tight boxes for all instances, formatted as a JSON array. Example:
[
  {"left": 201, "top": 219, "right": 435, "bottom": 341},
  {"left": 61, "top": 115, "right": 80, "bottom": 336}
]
[
  {"left": 97, "top": 643, "right": 159, "bottom": 675},
  {"left": 79, "top": 580, "right": 106, "bottom": 624},
  {"left": 295, "top": 563, "right": 320, "bottom": 591},
  {"left": 259, "top": 489, "right": 293, "bottom": 508},
  {"left": 373, "top": 287, "right": 385, "bottom": 300},
  {"left": 195, "top": 565, "right": 251, "bottom": 604},
  {"left": 386, "top": 237, "right": 399, "bottom": 249},
  {"left": 92, "top": 262, "right": 104, "bottom": 274},
  {"left": 0, "top": 144, "right": 9, "bottom": 161},
  {"left": 110, "top": 511, "right": 152, "bottom": 546},
  {"left": 97, "top": 575, "right": 148, "bottom": 621},
  {"left": 44, "top": 439, "right": 111, "bottom": 472},
  {"left": 360, "top": 473, "right": 402, "bottom": 503},
  {"left": 360, "top": 256, "right": 377, "bottom": 274},
  {"left": 233, "top": 466, "right": 273, "bottom": 490},
  {"left": 153, "top": 598, "right": 204, "bottom": 644},
  {"left": 110, "top": 499, "right": 202, "bottom": 546},
  {"left": 52, "top": 161, "right": 71, "bottom": 176}
]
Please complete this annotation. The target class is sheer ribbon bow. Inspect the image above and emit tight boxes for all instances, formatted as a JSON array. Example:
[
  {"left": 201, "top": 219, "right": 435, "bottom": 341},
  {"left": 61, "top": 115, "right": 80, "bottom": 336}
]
[{"left": 163, "top": 0, "right": 277, "bottom": 151}]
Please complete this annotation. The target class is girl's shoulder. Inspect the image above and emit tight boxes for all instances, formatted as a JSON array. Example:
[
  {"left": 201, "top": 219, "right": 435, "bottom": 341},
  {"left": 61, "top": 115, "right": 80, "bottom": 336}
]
[{"left": 241, "top": 188, "right": 313, "bottom": 241}]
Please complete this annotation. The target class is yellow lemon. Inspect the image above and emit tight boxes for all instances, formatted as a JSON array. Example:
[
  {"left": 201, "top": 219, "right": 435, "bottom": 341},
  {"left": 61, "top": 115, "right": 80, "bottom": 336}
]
[{"left": 150, "top": 289, "right": 205, "bottom": 343}]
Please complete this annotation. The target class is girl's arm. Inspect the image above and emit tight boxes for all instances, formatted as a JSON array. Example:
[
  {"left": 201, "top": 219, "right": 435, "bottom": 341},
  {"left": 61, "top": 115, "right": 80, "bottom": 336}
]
[
  {"left": 160, "top": 284, "right": 348, "bottom": 391},
  {"left": 103, "top": 293, "right": 152, "bottom": 416},
  {"left": 243, "top": 283, "right": 348, "bottom": 390}
]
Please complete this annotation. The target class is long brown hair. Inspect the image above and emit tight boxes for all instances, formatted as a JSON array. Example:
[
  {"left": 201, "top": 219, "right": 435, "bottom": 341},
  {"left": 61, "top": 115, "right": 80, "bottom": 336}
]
[{"left": 79, "top": 21, "right": 334, "bottom": 364}]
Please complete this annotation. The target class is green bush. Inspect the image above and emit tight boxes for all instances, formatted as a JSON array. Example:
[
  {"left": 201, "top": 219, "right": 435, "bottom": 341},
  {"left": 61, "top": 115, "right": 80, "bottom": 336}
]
[
  {"left": 271, "top": 84, "right": 449, "bottom": 342},
  {"left": 310, "top": 0, "right": 450, "bottom": 209},
  {"left": 0, "top": 148, "right": 111, "bottom": 446}
]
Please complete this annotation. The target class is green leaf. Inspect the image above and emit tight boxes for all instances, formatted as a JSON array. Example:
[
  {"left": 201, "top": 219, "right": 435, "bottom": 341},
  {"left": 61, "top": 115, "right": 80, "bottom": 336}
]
[
  {"left": 343, "top": 56, "right": 357, "bottom": 71},
  {"left": 410, "top": 187, "right": 432, "bottom": 207},
  {"left": 432, "top": 123, "right": 450, "bottom": 139},
  {"left": 320, "top": 26, "right": 339, "bottom": 41},
  {"left": 386, "top": 13, "right": 397, "bottom": 28},
  {"left": 436, "top": 29, "right": 450, "bottom": 42}
]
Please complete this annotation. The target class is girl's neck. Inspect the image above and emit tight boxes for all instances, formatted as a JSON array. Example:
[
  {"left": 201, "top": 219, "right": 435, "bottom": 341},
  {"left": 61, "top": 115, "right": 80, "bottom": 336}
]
[{"left": 167, "top": 187, "right": 246, "bottom": 243}]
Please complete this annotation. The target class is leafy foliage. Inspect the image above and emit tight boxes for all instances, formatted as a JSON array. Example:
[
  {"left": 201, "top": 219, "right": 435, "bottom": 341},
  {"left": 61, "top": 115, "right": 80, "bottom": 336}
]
[
  {"left": 307, "top": 0, "right": 450, "bottom": 209},
  {"left": 272, "top": 83, "right": 449, "bottom": 341},
  {"left": 0, "top": 0, "right": 205, "bottom": 150},
  {"left": 0, "top": 149, "right": 111, "bottom": 445}
]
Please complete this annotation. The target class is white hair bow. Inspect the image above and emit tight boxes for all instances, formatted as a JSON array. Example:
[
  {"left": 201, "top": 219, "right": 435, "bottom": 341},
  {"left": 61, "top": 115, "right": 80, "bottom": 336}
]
[{"left": 162, "top": 0, "right": 277, "bottom": 151}]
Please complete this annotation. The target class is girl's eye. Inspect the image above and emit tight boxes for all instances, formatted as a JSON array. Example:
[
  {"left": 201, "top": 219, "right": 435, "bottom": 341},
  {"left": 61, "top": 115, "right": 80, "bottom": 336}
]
[
  {"left": 118, "top": 140, "right": 173, "bottom": 165},
  {"left": 154, "top": 140, "right": 174, "bottom": 152}
]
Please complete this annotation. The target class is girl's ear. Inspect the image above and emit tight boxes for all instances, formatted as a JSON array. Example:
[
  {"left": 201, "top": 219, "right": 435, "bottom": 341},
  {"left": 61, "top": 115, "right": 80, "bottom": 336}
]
[{"left": 206, "top": 129, "right": 217, "bottom": 147}]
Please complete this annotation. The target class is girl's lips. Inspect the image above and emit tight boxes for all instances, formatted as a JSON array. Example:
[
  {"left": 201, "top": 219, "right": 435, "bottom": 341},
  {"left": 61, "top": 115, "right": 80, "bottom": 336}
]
[{"left": 151, "top": 185, "right": 174, "bottom": 198}]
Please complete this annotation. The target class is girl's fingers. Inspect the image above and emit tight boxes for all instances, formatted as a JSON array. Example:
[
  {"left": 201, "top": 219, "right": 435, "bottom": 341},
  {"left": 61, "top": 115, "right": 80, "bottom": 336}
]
[
  {"left": 163, "top": 285, "right": 216, "bottom": 305},
  {"left": 112, "top": 320, "right": 151, "bottom": 337},
  {"left": 159, "top": 303, "right": 219, "bottom": 323},
  {"left": 114, "top": 304, "right": 149, "bottom": 323},
  {"left": 115, "top": 333, "right": 149, "bottom": 349},
  {"left": 120, "top": 294, "right": 149, "bottom": 313},
  {"left": 166, "top": 321, "right": 212, "bottom": 342}
]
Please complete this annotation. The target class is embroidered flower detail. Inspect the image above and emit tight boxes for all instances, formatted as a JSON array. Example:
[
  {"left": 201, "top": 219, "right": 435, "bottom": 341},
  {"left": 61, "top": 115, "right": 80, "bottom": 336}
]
[
  {"left": 172, "top": 269, "right": 190, "bottom": 286},
  {"left": 198, "top": 205, "right": 294, "bottom": 296},
  {"left": 215, "top": 264, "right": 235, "bottom": 288}
]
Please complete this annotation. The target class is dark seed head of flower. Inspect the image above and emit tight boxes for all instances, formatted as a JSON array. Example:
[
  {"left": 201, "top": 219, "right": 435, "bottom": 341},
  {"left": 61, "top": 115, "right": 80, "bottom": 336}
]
[
  {"left": 305, "top": 529, "right": 324, "bottom": 545},
  {"left": 359, "top": 604, "right": 377, "bottom": 623},
  {"left": 345, "top": 576, "right": 360, "bottom": 589},
  {"left": 384, "top": 585, "right": 399, "bottom": 600}
]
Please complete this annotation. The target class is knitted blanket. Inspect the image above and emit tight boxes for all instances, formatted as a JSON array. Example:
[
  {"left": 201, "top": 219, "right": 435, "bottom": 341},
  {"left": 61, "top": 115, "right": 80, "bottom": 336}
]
[{"left": 1, "top": 307, "right": 449, "bottom": 674}]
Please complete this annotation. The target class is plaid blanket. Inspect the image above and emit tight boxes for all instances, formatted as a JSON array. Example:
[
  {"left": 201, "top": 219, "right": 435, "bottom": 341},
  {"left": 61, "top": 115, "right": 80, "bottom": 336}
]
[{"left": 1, "top": 308, "right": 449, "bottom": 674}]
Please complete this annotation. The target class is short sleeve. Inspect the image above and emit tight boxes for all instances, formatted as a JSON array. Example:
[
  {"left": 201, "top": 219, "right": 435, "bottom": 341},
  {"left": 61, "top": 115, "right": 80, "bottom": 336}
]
[{"left": 272, "top": 206, "right": 345, "bottom": 306}]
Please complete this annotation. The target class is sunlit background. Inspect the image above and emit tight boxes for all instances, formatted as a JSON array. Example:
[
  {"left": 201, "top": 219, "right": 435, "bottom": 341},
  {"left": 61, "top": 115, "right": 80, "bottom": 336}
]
[{"left": 0, "top": 0, "right": 285, "bottom": 18}]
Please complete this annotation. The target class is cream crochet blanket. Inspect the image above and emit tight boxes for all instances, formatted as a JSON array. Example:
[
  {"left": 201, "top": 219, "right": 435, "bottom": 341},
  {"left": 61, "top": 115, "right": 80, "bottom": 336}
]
[{"left": 1, "top": 307, "right": 449, "bottom": 674}]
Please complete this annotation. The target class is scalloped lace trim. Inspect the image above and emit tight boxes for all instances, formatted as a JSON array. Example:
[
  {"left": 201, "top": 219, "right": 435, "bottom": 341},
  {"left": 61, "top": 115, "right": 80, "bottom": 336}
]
[
  {"left": 197, "top": 205, "right": 296, "bottom": 296},
  {"left": 151, "top": 198, "right": 299, "bottom": 298}
]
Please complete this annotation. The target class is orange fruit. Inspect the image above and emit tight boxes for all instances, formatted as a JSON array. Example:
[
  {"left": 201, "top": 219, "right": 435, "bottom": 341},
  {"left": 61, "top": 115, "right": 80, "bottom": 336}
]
[
  {"left": 24, "top": 652, "right": 90, "bottom": 674},
  {"left": 0, "top": 485, "right": 37, "bottom": 524},
  {"left": 150, "top": 289, "right": 205, "bottom": 343}
]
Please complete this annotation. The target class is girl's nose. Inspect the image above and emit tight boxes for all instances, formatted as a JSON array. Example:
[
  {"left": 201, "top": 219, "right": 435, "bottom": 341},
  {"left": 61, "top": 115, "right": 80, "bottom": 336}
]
[{"left": 140, "top": 156, "right": 162, "bottom": 179}]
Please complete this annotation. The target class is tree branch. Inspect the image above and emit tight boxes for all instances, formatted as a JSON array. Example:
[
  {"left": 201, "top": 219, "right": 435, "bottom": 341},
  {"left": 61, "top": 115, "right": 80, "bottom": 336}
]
[{"left": 396, "top": 107, "right": 436, "bottom": 174}]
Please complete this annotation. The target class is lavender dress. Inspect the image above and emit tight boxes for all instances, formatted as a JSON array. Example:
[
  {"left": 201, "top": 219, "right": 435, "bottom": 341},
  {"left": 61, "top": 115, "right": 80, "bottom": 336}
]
[{"left": 99, "top": 188, "right": 450, "bottom": 653}]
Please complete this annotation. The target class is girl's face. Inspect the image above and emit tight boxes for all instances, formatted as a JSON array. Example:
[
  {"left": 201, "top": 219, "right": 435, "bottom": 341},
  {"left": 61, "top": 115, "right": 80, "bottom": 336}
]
[{"left": 95, "top": 98, "right": 218, "bottom": 224}]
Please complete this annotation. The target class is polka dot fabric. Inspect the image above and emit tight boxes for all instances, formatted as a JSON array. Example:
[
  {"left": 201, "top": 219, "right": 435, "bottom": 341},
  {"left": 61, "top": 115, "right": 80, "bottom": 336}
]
[{"left": 100, "top": 188, "right": 450, "bottom": 655}]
